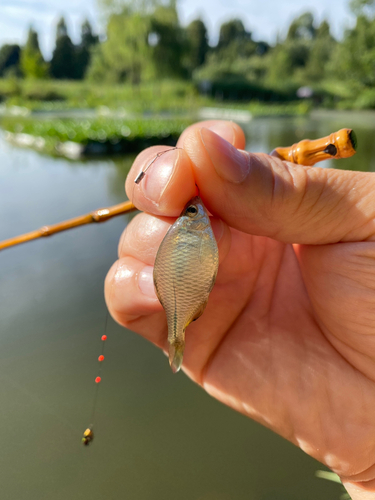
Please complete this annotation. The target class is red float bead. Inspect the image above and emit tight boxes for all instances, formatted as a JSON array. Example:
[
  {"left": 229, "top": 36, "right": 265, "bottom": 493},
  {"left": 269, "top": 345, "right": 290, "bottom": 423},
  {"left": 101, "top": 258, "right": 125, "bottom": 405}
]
[
  {"left": 98, "top": 355, "right": 104, "bottom": 362},
  {"left": 101, "top": 335, "right": 107, "bottom": 341},
  {"left": 95, "top": 376, "right": 101, "bottom": 384}
]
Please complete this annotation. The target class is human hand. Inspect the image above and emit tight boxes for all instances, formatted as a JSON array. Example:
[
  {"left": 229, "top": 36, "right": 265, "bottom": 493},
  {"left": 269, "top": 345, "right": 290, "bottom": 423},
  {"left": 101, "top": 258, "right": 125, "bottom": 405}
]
[{"left": 105, "top": 120, "right": 375, "bottom": 499}]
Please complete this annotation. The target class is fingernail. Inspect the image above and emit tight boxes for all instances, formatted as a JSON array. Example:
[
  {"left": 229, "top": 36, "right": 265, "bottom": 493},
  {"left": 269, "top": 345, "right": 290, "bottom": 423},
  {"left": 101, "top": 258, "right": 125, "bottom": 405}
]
[
  {"left": 141, "top": 149, "right": 179, "bottom": 203},
  {"left": 200, "top": 128, "right": 250, "bottom": 183},
  {"left": 207, "top": 122, "right": 235, "bottom": 144},
  {"left": 138, "top": 265, "right": 156, "bottom": 298}
]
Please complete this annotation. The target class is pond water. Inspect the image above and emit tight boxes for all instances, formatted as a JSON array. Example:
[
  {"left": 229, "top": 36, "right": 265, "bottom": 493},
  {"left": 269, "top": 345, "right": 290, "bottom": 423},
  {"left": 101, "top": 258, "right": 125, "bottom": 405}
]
[{"left": 0, "top": 112, "right": 374, "bottom": 500}]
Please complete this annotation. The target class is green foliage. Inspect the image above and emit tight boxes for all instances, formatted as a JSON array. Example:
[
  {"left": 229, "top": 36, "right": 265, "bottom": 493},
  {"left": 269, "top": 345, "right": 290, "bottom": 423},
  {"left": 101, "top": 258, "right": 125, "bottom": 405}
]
[
  {"left": 88, "top": 1, "right": 186, "bottom": 83},
  {"left": 98, "top": 0, "right": 175, "bottom": 16},
  {"left": 264, "top": 45, "right": 295, "bottom": 89},
  {"left": 1, "top": 5, "right": 375, "bottom": 110},
  {"left": 0, "top": 45, "right": 21, "bottom": 77},
  {"left": 353, "top": 87, "right": 375, "bottom": 108},
  {"left": 149, "top": 3, "right": 186, "bottom": 78},
  {"left": 75, "top": 20, "right": 99, "bottom": 79},
  {"left": 216, "top": 19, "right": 257, "bottom": 60},
  {"left": 88, "top": 10, "right": 152, "bottom": 84},
  {"left": 0, "top": 77, "right": 309, "bottom": 117},
  {"left": 0, "top": 78, "right": 202, "bottom": 113},
  {"left": 193, "top": 18, "right": 268, "bottom": 98},
  {"left": 262, "top": 12, "right": 338, "bottom": 92},
  {"left": 270, "top": 12, "right": 315, "bottom": 85},
  {"left": 50, "top": 18, "right": 77, "bottom": 79},
  {"left": 49, "top": 18, "right": 99, "bottom": 80},
  {"left": 2, "top": 116, "right": 191, "bottom": 143},
  {"left": 218, "top": 19, "right": 251, "bottom": 48},
  {"left": 330, "top": 14, "right": 375, "bottom": 89},
  {"left": 185, "top": 19, "right": 209, "bottom": 74},
  {"left": 286, "top": 12, "right": 316, "bottom": 40},
  {"left": 20, "top": 27, "right": 48, "bottom": 79},
  {"left": 1, "top": 115, "right": 193, "bottom": 155},
  {"left": 194, "top": 9, "right": 339, "bottom": 105},
  {"left": 350, "top": 0, "right": 375, "bottom": 15},
  {"left": 304, "top": 20, "right": 336, "bottom": 81}
]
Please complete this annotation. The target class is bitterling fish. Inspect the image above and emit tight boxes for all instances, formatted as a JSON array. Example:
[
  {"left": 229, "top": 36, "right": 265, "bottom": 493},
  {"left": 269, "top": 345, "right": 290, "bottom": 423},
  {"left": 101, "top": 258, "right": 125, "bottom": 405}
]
[{"left": 153, "top": 196, "right": 219, "bottom": 373}]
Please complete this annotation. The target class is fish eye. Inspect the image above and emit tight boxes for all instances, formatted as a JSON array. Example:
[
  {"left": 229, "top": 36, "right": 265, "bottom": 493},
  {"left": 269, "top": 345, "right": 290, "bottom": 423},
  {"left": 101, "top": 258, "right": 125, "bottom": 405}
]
[{"left": 186, "top": 205, "right": 198, "bottom": 217}]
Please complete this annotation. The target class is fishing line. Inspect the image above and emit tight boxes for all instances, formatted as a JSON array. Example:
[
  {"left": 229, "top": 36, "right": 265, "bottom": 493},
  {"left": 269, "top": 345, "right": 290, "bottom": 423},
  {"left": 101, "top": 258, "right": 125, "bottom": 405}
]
[
  {"left": 83, "top": 147, "right": 183, "bottom": 444},
  {"left": 134, "top": 147, "right": 181, "bottom": 185},
  {"left": 130, "top": 147, "right": 182, "bottom": 209},
  {"left": 82, "top": 309, "right": 110, "bottom": 446}
]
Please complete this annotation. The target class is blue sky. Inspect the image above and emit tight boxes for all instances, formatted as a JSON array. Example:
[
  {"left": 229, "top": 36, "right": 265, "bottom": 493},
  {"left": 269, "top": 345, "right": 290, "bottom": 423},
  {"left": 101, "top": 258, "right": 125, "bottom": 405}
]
[{"left": 1, "top": 0, "right": 355, "bottom": 60}]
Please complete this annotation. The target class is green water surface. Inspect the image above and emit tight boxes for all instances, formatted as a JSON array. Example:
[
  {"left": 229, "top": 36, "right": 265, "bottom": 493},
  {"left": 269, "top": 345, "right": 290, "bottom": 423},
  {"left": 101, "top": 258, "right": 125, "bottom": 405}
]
[{"left": 0, "top": 112, "right": 374, "bottom": 500}]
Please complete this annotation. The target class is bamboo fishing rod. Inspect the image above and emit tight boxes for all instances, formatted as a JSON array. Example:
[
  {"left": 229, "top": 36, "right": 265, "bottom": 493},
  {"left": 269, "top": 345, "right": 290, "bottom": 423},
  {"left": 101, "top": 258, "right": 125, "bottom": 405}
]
[{"left": 0, "top": 128, "right": 357, "bottom": 252}]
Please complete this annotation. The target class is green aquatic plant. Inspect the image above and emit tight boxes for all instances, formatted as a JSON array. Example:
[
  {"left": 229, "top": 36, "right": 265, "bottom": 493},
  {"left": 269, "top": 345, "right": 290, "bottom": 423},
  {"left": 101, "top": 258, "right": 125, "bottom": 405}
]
[{"left": 0, "top": 115, "right": 193, "bottom": 156}]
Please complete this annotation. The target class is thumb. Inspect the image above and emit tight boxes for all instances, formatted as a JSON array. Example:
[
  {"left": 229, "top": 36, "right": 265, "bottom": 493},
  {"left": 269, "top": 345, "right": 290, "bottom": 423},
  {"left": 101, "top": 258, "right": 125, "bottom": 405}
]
[{"left": 182, "top": 127, "right": 375, "bottom": 244}]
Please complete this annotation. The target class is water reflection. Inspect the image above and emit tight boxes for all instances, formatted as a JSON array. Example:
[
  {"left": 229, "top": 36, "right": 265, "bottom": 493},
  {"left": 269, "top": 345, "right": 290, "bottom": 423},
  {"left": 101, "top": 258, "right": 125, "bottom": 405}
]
[{"left": 0, "top": 115, "right": 374, "bottom": 500}]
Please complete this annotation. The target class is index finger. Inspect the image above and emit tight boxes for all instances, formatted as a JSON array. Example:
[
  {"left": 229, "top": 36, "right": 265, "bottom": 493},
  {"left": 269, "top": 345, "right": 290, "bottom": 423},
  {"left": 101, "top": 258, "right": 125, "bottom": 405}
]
[{"left": 125, "top": 121, "right": 246, "bottom": 217}]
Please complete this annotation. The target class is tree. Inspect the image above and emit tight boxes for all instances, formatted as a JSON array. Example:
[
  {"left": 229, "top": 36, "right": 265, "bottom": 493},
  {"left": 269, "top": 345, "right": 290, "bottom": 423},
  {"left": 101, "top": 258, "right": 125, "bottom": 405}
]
[
  {"left": 89, "top": 0, "right": 186, "bottom": 83},
  {"left": 285, "top": 12, "right": 316, "bottom": 71},
  {"left": 215, "top": 19, "right": 257, "bottom": 60},
  {"left": 193, "top": 17, "right": 270, "bottom": 97},
  {"left": 264, "top": 44, "right": 295, "bottom": 88},
  {"left": 350, "top": 0, "right": 375, "bottom": 16},
  {"left": 330, "top": 13, "right": 375, "bottom": 88},
  {"left": 75, "top": 20, "right": 99, "bottom": 79},
  {"left": 20, "top": 27, "right": 48, "bottom": 79},
  {"left": 87, "top": 9, "right": 152, "bottom": 84},
  {"left": 0, "top": 44, "right": 21, "bottom": 77},
  {"left": 98, "top": 0, "right": 173, "bottom": 16},
  {"left": 218, "top": 19, "right": 250, "bottom": 48},
  {"left": 304, "top": 20, "right": 336, "bottom": 82},
  {"left": 286, "top": 12, "right": 316, "bottom": 41},
  {"left": 256, "top": 41, "right": 270, "bottom": 56},
  {"left": 149, "top": 2, "right": 186, "bottom": 78},
  {"left": 81, "top": 19, "right": 99, "bottom": 48},
  {"left": 262, "top": 13, "right": 317, "bottom": 90},
  {"left": 185, "top": 19, "right": 209, "bottom": 74},
  {"left": 50, "top": 17, "right": 77, "bottom": 79}
]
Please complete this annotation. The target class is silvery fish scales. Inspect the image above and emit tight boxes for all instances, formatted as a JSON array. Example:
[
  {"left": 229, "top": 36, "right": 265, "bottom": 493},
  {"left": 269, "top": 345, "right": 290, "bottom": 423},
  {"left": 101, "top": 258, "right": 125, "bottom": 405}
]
[{"left": 153, "top": 196, "right": 219, "bottom": 373}]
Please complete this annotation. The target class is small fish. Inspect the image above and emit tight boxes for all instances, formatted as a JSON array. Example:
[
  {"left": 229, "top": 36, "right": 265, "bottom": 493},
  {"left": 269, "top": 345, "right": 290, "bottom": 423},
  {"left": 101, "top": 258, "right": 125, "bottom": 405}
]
[{"left": 153, "top": 196, "right": 219, "bottom": 373}]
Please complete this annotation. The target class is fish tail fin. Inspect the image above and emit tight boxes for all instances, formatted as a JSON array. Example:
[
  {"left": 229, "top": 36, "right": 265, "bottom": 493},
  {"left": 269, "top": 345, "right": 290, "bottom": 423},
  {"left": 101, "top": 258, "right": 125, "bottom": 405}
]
[{"left": 168, "top": 341, "right": 185, "bottom": 374}]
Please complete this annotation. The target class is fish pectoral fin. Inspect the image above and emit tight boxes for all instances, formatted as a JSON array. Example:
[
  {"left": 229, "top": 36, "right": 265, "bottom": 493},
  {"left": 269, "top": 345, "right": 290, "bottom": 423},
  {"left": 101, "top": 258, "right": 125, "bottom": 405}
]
[
  {"left": 208, "top": 268, "right": 218, "bottom": 294},
  {"left": 190, "top": 299, "right": 208, "bottom": 324}
]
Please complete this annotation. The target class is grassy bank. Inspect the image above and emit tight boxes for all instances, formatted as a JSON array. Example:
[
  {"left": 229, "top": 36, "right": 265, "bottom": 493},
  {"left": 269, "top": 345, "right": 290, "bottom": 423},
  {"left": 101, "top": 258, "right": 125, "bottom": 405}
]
[
  {"left": 0, "top": 79, "right": 311, "bottom": 157},
  {"left": 0, "top": 78, "right": 310, "bottom": 116},
  {"left": 0, "top": 79, "right": 200, "bottom": 114}
]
